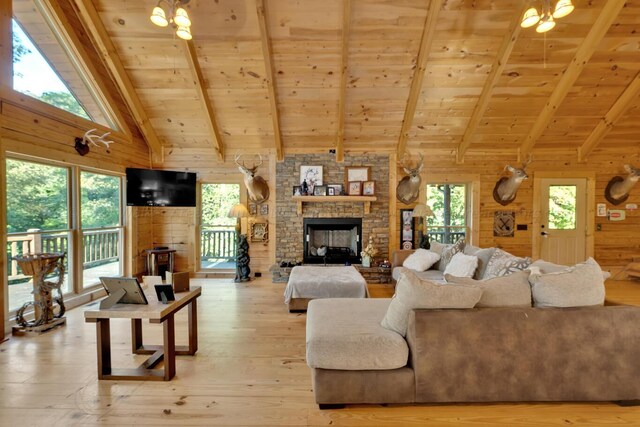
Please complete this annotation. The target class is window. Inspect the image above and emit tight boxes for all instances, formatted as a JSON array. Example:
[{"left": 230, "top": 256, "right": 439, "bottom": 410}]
[
  {"left": 6, "top": 158, "right": 72, "bottom": 311},
  {"left": 11, "top": 0, "right": 117, "bottom": 127},
  {"left": 200, "top": 184, "right": 240, "bottom": 269},
  {"left": 426, "top": 184, "right": 467, "bottom": 244},
  {"left": 548, "top": 185, "right": 577, "bottom": 230},
  {"left": 80, "top": 171, "right": 123, "bottom": 288}
]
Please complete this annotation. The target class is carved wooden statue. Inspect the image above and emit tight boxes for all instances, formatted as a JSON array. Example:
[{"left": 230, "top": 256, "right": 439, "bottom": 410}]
[{"left": 235, "top": 234, "right": 251, "bottom": 282}]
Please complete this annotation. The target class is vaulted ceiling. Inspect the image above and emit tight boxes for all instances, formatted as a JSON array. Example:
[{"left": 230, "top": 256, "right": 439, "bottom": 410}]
[{"left": 67, "top": 0, "right": 640, "bottom": 162}]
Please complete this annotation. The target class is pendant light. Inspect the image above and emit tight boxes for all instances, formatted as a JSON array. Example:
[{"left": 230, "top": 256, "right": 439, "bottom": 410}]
[
  {"left": 150, "top": 0, "right": 193, "bottom": 40},
  {"left": 521, "top": 0, "right": 574, "bottom": 33}
]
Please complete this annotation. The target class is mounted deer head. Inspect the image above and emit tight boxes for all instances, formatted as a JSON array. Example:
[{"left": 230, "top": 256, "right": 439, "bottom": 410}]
[
  {"left": 492, "top": 156, "right": 532, "bottom": 206},
  {"left": 396, "top": 153, "right": 424, "bottom": 204},
  {"left": 235, "top": 154, "right": 270, "bottom": 204},
  {"left": 605, "top": 164, "right": 639, "bottom": 205},
  {"left": 74, "top": 129, "right": 115, "bottom": 156}
]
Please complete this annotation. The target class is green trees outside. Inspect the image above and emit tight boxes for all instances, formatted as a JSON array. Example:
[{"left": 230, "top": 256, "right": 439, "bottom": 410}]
[
  {"left": 81, "top": 171, "right": 120, "bottom": 229},
  {"left": 39, "top": 91, "right": 90, "bottom": 120},
  {"left": 426, "top": 184, "right": 466, "bottom": 228},
  {"left": 201, "top": 184, "right": 240, "bottom": 226},
  {"left": 548, "top": 185, "right": 577, "bottom": 229}
]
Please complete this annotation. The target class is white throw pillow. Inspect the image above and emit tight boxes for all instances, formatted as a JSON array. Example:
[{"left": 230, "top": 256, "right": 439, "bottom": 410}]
[
  {"left": 431, "top": 239, "right": 465, "bottom": 272},
  {"left": 443, "top": 252, "right": 478, "bottom": 278},
  {"left": 445, "top": 270, "right": 532, "bottom": 307},
  {"left": 380, "top": 270, "right": 482, "bottom": 336},
  {"left": 402, "top": 249, "right": 440, "bottom": 272},
  {"left": 529, "top": 258, "right": 605, "bottom": 308}
]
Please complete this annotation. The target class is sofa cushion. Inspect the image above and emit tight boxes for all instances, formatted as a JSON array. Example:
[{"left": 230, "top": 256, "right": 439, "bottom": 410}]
[
  {"left": 530, "top": 258, "right": 612, "bottom": 281},
  {"left": 482, "top": 248, "right": 531, "bottom": 279},
  {"left": 463, "top": 245, "right": 497, "bottom": 280},
  {"left": 529, "top": 258, "right": 605, "bottom": 308},
  {"left": 306, "top": 298, "right": 409, "bottom": 370},
  {"left": 443, "top": 252, "right": 478, "bottom": 278},
  {"left": 445, "top": 270, "right": 532, "bottom": 307},
  {"left": 392, "top": 267, "right": 445, "bottom": 283},
  {"left": 431, "top": 238, "right": 465, "bottom": 272},
  {"left": 402, "top": 249, "right": 440, "bottom": 271},
  {"left": 381, "top": 270, "right": 482, "bottom": 336}
]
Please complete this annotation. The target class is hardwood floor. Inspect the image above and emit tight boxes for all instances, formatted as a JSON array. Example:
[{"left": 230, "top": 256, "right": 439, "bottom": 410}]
[{"left": 1, "top": 277, "right": 639, "bottom": 426}]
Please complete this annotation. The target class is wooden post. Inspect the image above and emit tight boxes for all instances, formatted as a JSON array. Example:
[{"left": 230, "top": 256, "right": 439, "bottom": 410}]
[{"left": 0, "top": 0, "right": 12, "bottom": 88}]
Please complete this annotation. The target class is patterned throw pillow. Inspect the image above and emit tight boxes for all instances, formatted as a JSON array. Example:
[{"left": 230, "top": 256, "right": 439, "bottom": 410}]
[
  {"left": 436, "top": 238, "right": 465, "bottom": 272},
  {"left": 482, "top": 248, "right": 531, "bottom": 279}
]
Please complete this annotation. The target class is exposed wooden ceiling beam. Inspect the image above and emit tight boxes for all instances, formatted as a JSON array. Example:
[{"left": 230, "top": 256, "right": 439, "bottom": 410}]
[
  {"left": 396, "top": 0, "right": 443, "bottom": 159},
  {"left": 578, "top": 71, "right": 640, "bottom": 162},
  {"left": 256, "top": 0, "right": 283, "bottom": 161},
  {"left": 456, "top": 1, "right": 528, "bottom": 164},
  {"left": 72, "top": 0, "right": 163, "bottom": 162},
  {"left": 184, "top": 40, "right": 224, "bottom": 161},
  {"left": 518, "top": 0, "right": 625, "bottom": 160},
  {"left": 336, "top": 0, "right": 351, "bottom": 163},
  {"left": 0, "top": 0, "right": 12, "bottom": 89},
  {"left": 39, "top": 0, "right": 132, "bottom": 138}
]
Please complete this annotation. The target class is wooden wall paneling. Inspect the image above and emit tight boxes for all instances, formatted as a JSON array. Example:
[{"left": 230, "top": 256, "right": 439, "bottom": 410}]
[
  {"left": 578, "top": 71, "right": 640, "bottom": 162},
  {"left": 518, "top": 0, "right": 626, "bottom": 160},
  {"left": 388, "top": 152, "right": 397, "bottom": 256},
  {"left": 455, "top": 1, "right": 528, "bottom": 163},
  {"left": 256, "top": 0, "right": 284, "bottom": 161},
  {"left": 395, "top": 0, "right": 443, "bottom": 158},
  {"left": 72, "top": 0, "right": 163, "bottom": 163},
  {"left": 184, "top": 40, "right": 224, "bottom": 161},
  {"left": 0, "top": 0, "right": 11, "bottom": 89},
  {"left": 38, "top": 0, "right": 131, "bottom": 137},
  {"left": 335, "top": 0, "right": 351, "bottom": 163}
]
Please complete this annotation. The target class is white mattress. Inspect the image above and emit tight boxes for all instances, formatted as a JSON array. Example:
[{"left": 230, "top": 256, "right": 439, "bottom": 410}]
[
  {"left": 306, "top": 298, "right": 408, "bottom": 370},
  {"left": 284, "top": 265, "right": 368, "bottom": 304}
]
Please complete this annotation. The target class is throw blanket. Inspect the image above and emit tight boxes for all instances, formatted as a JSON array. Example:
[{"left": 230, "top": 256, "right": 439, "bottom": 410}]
[{"left": 284, "top": 266, "right": 368, "bottom": 304}]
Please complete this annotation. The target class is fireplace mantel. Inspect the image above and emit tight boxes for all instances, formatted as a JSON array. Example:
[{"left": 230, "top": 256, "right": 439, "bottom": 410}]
[{"left": 292, "top": 195, "right": 377, "bottom": 215}]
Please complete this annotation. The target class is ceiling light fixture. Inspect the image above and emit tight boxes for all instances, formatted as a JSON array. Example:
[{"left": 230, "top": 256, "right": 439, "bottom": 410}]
[
  {"left": 150, "top": 0, "right": 193, "bottom": 40},
  {"left": 521, "top": 0, "right": 574, "bottom": 33}
]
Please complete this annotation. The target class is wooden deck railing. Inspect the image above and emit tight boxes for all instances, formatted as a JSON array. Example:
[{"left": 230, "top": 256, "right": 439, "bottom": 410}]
[
  {"left": 426, "top": 227, "right": 467, "bottom": 244},
  {"left": 201, "top": 227, "right": 236, "bottom": 262}
]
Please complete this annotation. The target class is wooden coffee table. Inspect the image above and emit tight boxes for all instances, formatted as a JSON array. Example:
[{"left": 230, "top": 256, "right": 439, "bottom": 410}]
[{"left": 84, "top": 286, "right": 201, "bottom": 381}]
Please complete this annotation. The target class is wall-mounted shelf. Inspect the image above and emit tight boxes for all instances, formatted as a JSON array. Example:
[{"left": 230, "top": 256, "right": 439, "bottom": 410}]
[{"left": 292, "top": 195, "right": 377, "bottom": 215}]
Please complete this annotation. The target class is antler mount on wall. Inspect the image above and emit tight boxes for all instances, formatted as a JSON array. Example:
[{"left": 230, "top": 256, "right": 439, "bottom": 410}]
[{"left": 74, "top": 129, "right": 115, "bottom": 156}]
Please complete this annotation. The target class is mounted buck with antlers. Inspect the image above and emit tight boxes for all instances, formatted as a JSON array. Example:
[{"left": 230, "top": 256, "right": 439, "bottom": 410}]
[
  {"left": 235, "top": 154, "right": 270, "bottom": 204},
  {"left": 492, "top": 156, "right": 532, "bottom": 206},
  {"left": 396, "top": 153, "right": 424, "bottom": 205},
  {"left": 605, "top": 164, "right": 639, "bottom": 205}
]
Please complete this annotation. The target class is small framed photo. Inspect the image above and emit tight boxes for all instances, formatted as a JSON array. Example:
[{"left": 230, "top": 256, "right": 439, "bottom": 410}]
[
  {"left": 313, "top": 185, "right": 327, "bottom": 196},
  {"left": 259, "top": 203, "right": 269, "bottom": 216},
  {"left": 250, "top": 222, "right": 269, "bottom": 243},
  {"left": 293, "top": 186, "right": 302, "bottom": 196},
  {"left": 248, "top": 203, "right": 257, "bottom": 216},
  {"left": 345, "top": 166, "right": 370, "bottom": 187},
  {"left": 362, "top": 181, "right": 375, "bottom": 196},
  {"left": 328, "top": 184, "right": 343, "bottom": 196},
  {"left": 347, "top": 181, "right": 362, "bottom": 196},
  {"left": 400, "top": 209, "right": 416, "bottom": 248}
]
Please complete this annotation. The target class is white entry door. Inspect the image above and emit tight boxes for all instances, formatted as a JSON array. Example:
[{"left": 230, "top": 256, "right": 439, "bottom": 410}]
[{"left": 539, "top": 178, "right": 587, "bottom": 265}]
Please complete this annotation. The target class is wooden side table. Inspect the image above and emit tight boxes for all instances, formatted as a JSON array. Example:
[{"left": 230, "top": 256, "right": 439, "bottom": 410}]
[{"left": 355, "top": 265, "right": 392, "bottom": 284}]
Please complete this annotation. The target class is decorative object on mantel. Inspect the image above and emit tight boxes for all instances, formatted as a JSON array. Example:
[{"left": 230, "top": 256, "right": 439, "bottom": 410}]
[
  {"left": 74, "top": 129, "right": 114, "bottom": 156},
  {"left": 396, "top": 153, "right": 423, "bottom": 204},
  {"left": 12, "top": 252, "right": 66, "bottom": 336},
  {"left": 291, "top": 195, "right": 376, "bottom": 215},
  {"left": 235, "top": 155, "right": 270, "bottom": 203},
  {"left": 605, "top": 164, "right": 639, "bottom": 205},
  {"left": 363, "top": 181, "right": 375, "bottom": 196},
  {"left": 300, "top": 165, "right": 323, "bottom": 195},
  {"left": 412, "top": 203, "right": 435, "bottom": 249},
  {"left": 360, "top": 236, "right": 377, "bottom": 268},
  {"left": 521, "top": 0, "right": 574, "bottom": 33},
  {"left": 347, "top": 181, "right": 362, "bottom": 195},
  {"left": 228, "top": 203, "right": 251, "bottom": 282},
  {"left": 492, "top": 155, "right": 532, "bottom": 206},
  {"left": 345, "top": 166, "right": 370, "bottom": 187},
  {"left": 150, "top": 0, "right": 193, "bottom": 40}
]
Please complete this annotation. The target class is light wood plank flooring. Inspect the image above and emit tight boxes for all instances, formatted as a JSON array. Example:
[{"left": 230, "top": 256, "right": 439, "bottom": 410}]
[{"left": 1, "top": 278, "right": 639, "bottom": 426}]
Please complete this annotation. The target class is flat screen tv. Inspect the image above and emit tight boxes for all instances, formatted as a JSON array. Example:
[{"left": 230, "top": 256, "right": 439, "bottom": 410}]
[{"left": 126, "top": 168, "right": 196, "bottom": 207}]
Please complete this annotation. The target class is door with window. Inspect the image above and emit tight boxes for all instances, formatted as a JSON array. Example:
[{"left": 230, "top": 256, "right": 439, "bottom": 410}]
[
  {"left": 539, "top": 178, "right": 587, "bottom": 265},
  {"left": 200, "top": 183, "right": 240, "bottom": 269}
]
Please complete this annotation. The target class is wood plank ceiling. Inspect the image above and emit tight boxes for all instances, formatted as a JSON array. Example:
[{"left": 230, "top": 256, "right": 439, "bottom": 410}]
[{"left": 72, "top": 0, "right": 638, "bottom": 162}]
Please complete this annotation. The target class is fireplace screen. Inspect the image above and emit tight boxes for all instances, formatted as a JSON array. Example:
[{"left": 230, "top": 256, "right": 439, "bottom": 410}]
[{"left": 303, "top": 218, "right": 362, "bottom": 264}]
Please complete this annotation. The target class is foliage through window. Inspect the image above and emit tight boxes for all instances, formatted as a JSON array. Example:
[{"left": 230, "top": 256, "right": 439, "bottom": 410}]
[
  {"left": 81, "top": 171, "right": 120, "bottom": 229},
  {"left": 548, "top": 185, "right": 577, "bottom": 230},
  {"left": 425, "top": 184, "right": 467, "bottom": 244},
  {"left": 200, "top": 184, "right": 240, "bottom": 269}
]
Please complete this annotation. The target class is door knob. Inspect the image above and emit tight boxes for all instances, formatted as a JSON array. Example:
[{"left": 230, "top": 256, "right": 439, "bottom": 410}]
[{"left": 541, "top": 231, "right": 549, "bottom": 236}]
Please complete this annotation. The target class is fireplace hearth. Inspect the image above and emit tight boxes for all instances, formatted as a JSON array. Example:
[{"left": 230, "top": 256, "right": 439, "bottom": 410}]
[{"left": 303, "top": 218, "right": 362, "bottom": 264}]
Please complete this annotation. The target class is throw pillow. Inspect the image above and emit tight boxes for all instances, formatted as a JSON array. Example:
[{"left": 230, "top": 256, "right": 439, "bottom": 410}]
[
  {"left": 530, "top": 258, "right": 612, "bottom": 281},
  {"left": 402, "top": 249, "right": 441, "bottom": 272},
  {"left": 463, "top": 245, "right": 497, "bottom": 280},
  {"left": 380, "top": 270, "right": 482, "bottom": 336},
  {"left": 443, "top": 252, "right": 478, "bottom": 278},
  {"left": 432, "top": 238, "right": 465, "bottom": 272},
  {"left": 445, "top": 270, "right": 532, "bottom": 307},
  {"left": 482, "top": 248, "right": 531, "bottom": 280},
  {"left": 529, "top": 258, "right": 605, "bottom": 308}
]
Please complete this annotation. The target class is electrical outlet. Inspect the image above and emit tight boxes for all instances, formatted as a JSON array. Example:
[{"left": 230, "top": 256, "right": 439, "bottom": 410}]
[
  {"left": 255, "top": 272, "right": 262, "bottom": 277},
  {"left": 596, "top": 224, "right": 602, "bottom": 231}
]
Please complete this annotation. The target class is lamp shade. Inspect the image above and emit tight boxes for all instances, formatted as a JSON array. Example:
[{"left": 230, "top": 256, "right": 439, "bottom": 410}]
[
  {"left": 150, "top": 6, "right": 169, "bottom": 27},
  {"left": 176, "top": 25, "right": 193, "bottom": 40},
  {"left": 228, "top": 203, "right": 249, "bottom": 219},
  {"left": 174, "top": 7, "right": 192, "bottom": 27},
  {"left": 521, "top": 7, "right": 541, "bottom": 28},
  {"left": 411, "top": 203, "right": 434, "bottom": 218},
  {"left": 536, "top": 15, "right": 556, "bottom": 33},
  {"left": 552, "top": 0, "right": 574, "bottom": 19}
]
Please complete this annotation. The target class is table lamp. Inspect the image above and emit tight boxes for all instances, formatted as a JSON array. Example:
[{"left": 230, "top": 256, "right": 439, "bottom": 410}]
[
  {"left": 412, "top": 203, "right": 434, "bottom": 249},
  {"left": 228, "top": 203, "right": 249, "bottom": 234}
]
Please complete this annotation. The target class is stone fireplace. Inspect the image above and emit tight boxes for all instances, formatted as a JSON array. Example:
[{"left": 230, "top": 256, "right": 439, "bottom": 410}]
[{"left": 303, "top": 218, "right": 362, "bottom": 264}]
